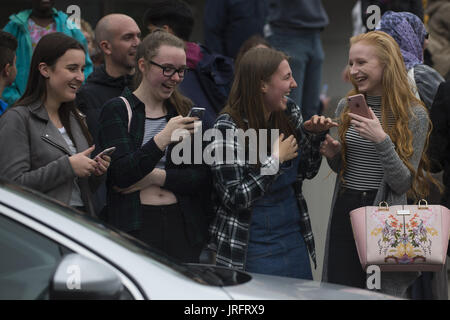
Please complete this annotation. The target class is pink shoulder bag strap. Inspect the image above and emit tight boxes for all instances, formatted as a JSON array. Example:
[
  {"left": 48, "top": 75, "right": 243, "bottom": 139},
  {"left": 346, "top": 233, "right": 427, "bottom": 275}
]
[{"left": 119, "top": 96, "right": 132, "bottom": 133}]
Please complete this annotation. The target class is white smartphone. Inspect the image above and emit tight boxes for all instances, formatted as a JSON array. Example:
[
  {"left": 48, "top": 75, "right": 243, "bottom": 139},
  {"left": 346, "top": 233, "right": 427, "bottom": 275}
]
[
  {"left": 348, "top": 94, "right": 371, "bottom": 119},
  {"left": 96, "top": 146, "right": 116, "bottom": 158}
]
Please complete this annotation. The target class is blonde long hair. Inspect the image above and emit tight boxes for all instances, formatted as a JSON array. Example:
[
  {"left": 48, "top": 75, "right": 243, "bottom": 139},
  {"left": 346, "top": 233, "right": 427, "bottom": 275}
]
[{"left": 339, "top": 31, "right": 438, "bottom": 200}]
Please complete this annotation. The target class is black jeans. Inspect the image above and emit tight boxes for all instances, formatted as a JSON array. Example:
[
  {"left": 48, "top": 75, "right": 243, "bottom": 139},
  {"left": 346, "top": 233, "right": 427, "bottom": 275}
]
[
  {"left": 129, "top": 204, "right": 202, "bottom": 263},
  {"left": 327, "top": 187, "right": 377, "bottom": 289}
]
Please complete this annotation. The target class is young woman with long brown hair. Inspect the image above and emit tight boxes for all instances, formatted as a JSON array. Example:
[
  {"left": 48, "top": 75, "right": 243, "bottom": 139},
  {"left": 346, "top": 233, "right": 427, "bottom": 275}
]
[
  {"left": 321, "top": 31, "right": 437, "bottom": 297},
  {"left": 0, "top": 32, "right": 109, "bottom": 216},
  {"left": 208, "top": 47, "right": 337, "bottom": 278}
]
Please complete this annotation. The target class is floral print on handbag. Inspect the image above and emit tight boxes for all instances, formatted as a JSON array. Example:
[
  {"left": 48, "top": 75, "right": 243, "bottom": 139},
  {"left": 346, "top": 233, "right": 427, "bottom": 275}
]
[{"left": 350, "top": 200, "right": 450, "bottom": 271}]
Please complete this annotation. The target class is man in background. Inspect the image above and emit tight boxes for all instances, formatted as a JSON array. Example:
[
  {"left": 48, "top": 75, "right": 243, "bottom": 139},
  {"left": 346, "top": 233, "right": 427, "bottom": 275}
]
[
  {"left": 265, "top": 0, "right": 329, "bottom": 121},
  {"left": 203, "top": 0, "right": 268, "bottom": 59},
  {"left": 76, "top": 14, "right": 141, "bottom": 216}
]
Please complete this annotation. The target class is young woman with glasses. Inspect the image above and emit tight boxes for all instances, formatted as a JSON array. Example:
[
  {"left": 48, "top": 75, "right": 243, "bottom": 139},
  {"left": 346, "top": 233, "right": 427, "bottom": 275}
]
[{"left": 97, "top": 30, "right": 212, "bottom": 263}]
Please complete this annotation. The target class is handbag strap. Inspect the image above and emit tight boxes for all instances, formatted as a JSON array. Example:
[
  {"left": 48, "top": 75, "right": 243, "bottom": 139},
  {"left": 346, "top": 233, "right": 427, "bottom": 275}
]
[{"left": 119, "top": 96, "right": 132, "bottom": 133}]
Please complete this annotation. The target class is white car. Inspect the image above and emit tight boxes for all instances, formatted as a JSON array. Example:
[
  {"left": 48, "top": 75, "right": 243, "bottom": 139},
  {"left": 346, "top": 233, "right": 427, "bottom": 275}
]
[{"left": 0, "top": 179, "right": 396, "bottom": 300}]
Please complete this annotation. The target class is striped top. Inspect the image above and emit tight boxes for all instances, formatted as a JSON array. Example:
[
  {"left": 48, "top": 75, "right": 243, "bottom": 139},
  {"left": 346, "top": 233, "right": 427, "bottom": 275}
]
[
  {"left": 343, "top": 96, "right": 395, "bottom": 190},
  {"left": 142, "top": 116, "right": 167, "bottom": 169}
]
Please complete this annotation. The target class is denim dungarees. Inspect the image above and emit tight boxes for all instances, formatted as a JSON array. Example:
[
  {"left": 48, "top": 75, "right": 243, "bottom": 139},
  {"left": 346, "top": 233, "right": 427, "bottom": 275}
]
[{"left": 245, "top": 152, "right": 313, "bottom": 279}]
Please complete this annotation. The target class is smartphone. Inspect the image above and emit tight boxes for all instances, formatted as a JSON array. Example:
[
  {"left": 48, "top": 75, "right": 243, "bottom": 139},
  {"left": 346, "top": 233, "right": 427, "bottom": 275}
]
[
  {"left": 348, "top": 94, "right": 371, "bottom": 118},
  {"left": 187, "top": 107, "right": 206, "bottom": 120},
  {"left": 96, "top": 146, "right": 116, "bottom": 158}
]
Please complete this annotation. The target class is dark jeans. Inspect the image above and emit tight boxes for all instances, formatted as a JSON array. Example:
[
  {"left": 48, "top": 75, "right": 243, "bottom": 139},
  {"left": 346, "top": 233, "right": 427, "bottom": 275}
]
[
  {"left": 267, "top": 29, "right": 324, "bottom": 121},
  {"left": 129, "top": 203, "right": 202, "bottom": 263},
  {"left": 327, "top": 187, "right": 377, "bottom": 289}
]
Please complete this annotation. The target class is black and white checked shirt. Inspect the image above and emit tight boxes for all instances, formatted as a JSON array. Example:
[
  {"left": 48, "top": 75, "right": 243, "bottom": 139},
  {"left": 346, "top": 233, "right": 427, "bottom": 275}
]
[{"left": 208, "top": 99, "right": 326, "bottom": 270}]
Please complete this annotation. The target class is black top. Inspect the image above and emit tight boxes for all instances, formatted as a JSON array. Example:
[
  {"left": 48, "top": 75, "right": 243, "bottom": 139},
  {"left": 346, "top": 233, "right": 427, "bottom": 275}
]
[
  {"left": 76, "top": 65, "right": 133, "bottom": 156},
  {"left": 98, "top": 87, "right": 213, "bottom": 246},
  {"left": 429, "top": 80, "right": 450, "bottom": 205}
]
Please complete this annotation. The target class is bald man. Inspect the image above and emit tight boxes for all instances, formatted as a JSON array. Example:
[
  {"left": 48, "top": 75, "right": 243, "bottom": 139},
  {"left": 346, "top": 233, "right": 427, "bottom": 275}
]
[
  {"left": 95, "top": 14, "right": 141, "bottom": 78},
  {"left": 76, "top": 14, "right": 141, "bottom": 217}
]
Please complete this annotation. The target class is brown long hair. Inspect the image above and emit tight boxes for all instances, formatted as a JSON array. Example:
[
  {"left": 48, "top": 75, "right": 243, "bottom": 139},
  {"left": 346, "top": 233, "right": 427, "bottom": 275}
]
[
  {"left": 133, "top": 29, "right": 192, "bottom": 116},
  {"left": 339, "top": 31, "right": 440, "bottom": 200},
  {"left": 14, "top": 32, "right": 92, "bottom": 145},
  {"left": 221, "top": 47, "right": 296, "bottom": 163}
]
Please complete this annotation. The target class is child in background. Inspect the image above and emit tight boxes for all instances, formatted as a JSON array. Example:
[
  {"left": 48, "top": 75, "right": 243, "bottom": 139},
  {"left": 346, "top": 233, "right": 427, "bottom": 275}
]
[{"left": 0, "top": 31, "right": 18, "bottom": 115}]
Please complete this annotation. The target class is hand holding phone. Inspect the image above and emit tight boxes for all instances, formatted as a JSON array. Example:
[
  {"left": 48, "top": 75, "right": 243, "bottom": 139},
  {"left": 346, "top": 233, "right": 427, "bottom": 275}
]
[
  {"left": 347, "top": 95, "right": 387, "bottom": 143},
  {"left": 92, "top": 147, "right": 114, "bottom": 176},
  {"left": 348, "top": 94, "right": 371, "bottom": 119}
]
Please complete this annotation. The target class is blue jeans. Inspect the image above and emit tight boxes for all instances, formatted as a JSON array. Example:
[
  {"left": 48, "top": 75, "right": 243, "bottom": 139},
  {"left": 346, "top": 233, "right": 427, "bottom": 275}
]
[{"left": 267, "top": 29, "right": 324, "bottom": 121}]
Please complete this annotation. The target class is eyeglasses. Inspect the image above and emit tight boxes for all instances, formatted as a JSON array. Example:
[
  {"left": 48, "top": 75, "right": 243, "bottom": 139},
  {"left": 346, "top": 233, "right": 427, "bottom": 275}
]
[{"left": 148, "top": 60, "right": 188, "bottom": 78}]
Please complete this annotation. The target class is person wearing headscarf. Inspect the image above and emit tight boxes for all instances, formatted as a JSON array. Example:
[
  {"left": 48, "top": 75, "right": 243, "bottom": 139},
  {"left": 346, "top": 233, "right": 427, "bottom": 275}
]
[{"left": 377, "top": 11, "right": 444, "bottom": 110}]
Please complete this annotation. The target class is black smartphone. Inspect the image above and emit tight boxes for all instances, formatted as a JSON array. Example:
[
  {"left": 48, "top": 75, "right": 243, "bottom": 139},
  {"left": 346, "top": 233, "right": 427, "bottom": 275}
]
[{"left": 187, "top": 107, "right": 205, "bottom": 120}]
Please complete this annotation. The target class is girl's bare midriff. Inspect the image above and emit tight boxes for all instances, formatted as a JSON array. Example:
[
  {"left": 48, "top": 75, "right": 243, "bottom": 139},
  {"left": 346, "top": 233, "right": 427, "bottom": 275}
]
[{"left": 140, "top": 185, "right": 177, "bottom": 205}]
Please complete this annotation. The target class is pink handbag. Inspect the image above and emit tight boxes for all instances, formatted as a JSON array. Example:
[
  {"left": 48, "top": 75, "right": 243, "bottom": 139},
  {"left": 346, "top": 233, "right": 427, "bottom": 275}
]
[{"left": 350, "top": 200, "right": 450, "bottom": 272}]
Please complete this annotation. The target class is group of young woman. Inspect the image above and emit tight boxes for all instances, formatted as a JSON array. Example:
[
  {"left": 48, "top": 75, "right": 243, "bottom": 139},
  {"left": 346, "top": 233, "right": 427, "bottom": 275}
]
[{"left": 0, "top": 12, "right": 441, "bottom": 298}]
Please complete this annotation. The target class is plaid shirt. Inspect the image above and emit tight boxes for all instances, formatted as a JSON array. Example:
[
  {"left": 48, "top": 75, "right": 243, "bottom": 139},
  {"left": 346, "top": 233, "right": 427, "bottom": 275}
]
[
  {"left": 97, "top": 87, "right": 212, "bottom": 241},
  {"left": 209, "top": 99, "right": 326, "bottom": 270}
]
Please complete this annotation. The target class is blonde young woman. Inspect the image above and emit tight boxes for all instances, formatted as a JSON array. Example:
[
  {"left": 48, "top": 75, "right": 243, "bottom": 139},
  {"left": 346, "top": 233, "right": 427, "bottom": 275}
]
[{"left": 320, "top": 31, "right": 436, "bottom": 297}]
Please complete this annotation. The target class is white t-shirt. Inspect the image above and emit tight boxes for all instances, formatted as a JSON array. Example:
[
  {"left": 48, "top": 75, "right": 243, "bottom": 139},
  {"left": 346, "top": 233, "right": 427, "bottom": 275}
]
[{"left": 58, "top": 127, "right": 84, "bottom": 207}]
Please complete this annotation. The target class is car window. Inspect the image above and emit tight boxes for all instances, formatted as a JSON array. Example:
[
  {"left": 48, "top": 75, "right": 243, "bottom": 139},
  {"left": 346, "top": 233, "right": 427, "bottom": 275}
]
[{"left": 0, "top": 214, "right": 71, "bottom": 300}]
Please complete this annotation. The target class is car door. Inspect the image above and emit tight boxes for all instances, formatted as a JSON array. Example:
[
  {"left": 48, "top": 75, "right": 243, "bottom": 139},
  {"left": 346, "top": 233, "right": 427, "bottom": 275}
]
[
  {"left": 0, "top": 212, "right": 71, "bottom": 299},
  {"left": 0, "top": 204, "right": 143, "bottom": 300}
]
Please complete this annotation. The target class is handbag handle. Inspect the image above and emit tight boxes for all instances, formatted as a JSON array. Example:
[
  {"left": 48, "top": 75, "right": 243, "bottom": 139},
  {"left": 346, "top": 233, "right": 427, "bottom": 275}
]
[
  {"left": 417, "top": 199, "right": 428, "bottom": 209},
  {"left": 378, "top": 201, "right": 389, "bottom": 211}
]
